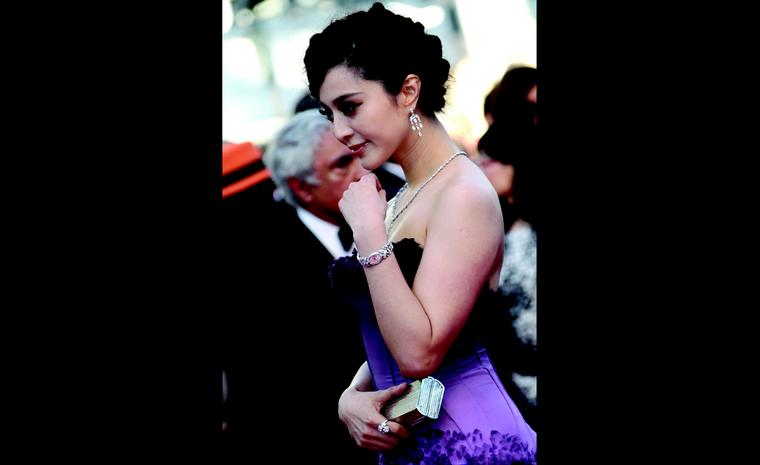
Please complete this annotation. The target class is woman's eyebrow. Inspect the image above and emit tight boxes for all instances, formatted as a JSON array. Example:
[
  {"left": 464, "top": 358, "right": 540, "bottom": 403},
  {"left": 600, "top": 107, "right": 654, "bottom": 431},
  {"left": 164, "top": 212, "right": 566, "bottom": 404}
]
[{"left": 332, "top": 92, "right": 363, "bottom": 105}]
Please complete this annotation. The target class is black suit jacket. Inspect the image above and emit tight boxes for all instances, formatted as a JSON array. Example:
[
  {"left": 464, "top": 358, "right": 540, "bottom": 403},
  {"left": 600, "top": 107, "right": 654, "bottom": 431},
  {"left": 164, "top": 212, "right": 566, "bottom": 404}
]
[
  {"left": 373, "top": 164, "right": 405, "bottom": 200},
  {"left": 221, "top": 198, "right": 375, "bottom": 463}
]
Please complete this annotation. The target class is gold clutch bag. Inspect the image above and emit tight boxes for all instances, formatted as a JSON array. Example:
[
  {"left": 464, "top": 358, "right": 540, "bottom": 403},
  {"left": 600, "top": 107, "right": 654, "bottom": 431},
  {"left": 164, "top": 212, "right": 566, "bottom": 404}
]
[{"left": 380, "top": 377, "right": 445, "bottom": 427}]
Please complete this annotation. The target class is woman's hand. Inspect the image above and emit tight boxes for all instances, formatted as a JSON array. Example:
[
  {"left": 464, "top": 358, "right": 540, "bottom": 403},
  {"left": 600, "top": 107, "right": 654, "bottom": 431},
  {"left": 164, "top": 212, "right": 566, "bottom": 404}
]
[
  {"left": 338, "top": 173, "right": 387, "bottom": 240},
  {"left": 338, "top": 382, "right": 411, "bottom": 451}
]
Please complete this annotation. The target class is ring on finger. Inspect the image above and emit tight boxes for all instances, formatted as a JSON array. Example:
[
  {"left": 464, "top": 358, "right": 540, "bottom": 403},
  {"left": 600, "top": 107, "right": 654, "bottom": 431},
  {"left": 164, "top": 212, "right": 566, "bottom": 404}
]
[{"left": 377, "top": 419, "right": 390, "bottom": 434}]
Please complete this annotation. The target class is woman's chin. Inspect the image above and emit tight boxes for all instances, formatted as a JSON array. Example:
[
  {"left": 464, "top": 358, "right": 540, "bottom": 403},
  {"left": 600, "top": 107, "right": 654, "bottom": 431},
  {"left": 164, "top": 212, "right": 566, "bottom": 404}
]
[{"left": 359, "top": 151, "right": 387, "bottom": 171}]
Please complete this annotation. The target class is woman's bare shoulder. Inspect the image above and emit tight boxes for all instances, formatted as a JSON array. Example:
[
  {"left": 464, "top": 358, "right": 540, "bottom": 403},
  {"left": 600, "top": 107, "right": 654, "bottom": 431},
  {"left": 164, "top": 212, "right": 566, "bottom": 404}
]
[{"left": 438, "top": 160, "right": 501, "bottom": 213}]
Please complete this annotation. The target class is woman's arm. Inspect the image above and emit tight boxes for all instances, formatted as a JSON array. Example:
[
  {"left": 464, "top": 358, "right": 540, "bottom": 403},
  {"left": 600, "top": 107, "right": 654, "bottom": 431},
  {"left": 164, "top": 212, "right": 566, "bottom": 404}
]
[
  {"left": 346, "top": 361, "right": 373, "bottom": 392},
  {"left": 354, "top": 178, "right": 503, "bottom": 378}
]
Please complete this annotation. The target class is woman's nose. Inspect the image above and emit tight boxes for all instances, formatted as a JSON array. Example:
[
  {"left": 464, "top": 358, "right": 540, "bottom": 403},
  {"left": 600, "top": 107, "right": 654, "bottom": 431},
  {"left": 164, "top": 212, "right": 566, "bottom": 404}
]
[{"left": 332, "top": 114, "right": 354, "bottom": 145}]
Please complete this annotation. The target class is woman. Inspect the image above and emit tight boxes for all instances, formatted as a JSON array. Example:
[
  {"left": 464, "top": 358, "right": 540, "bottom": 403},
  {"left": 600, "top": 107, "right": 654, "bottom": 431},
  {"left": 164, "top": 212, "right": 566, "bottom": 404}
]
[
  {"left": 306, "top": 3, "right": 537, "bottom": 463},
  {"left": 477, "top": 66, "right": 540, "bottom": 431}
]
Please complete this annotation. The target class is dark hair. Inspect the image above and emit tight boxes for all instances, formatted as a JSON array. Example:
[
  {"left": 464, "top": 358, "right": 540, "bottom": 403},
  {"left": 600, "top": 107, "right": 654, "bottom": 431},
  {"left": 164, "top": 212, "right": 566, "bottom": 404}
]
[
  {"left": 304, "top": 2, "right": 451, "bottom": 117},
  {"left": 478, "top": 66, "right": 537, "bottom": 164},
  {"left": 483, "top": 84, "right": 499, "bottom": 120},
  {"left": 490, "top": 66, "right": 537, "bottom": 125},
  {"left": 478, "top": 66, "right": 538, "bottom": 228},
  {"left": 294, "top": 93, "right": 320, "bottom": 114}
]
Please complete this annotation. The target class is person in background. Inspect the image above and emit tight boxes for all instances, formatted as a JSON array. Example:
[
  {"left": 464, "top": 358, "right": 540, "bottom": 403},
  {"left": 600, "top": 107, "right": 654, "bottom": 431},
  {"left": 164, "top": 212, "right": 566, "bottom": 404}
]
[
  {"left": 222, "top": 109, "right": 377, "bottom": 465},
  {"left": 221, "top": 139, "right": 286, "bottom": 438},
  {"left": 222, "top": 141, "right": 268, "bottom": 200},
  {"left": 476, "top": 65, "right": 539, "bottom": 431},
  {"left": 305, "top": 3, "right": 537, "bottom": 463}
]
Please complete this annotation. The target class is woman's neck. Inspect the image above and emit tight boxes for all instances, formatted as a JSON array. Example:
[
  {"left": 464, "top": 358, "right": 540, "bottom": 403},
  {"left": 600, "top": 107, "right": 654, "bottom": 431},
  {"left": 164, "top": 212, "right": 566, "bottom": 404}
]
[{"left": 393, "top": 116, "right": 462, "bottom": 189}]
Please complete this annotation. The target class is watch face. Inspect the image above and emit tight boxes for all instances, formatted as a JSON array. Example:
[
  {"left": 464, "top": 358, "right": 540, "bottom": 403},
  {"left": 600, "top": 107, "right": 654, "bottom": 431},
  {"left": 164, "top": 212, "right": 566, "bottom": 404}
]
[{"left": 369, "top": 254, "right": 382, "bottom": 265}]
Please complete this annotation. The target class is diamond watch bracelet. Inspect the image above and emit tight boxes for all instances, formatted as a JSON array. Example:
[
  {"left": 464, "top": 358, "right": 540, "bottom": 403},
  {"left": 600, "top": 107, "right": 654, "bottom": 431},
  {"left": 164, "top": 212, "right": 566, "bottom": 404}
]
[{"left": 357, "top": 242, "right": 394, "bottom": 268}]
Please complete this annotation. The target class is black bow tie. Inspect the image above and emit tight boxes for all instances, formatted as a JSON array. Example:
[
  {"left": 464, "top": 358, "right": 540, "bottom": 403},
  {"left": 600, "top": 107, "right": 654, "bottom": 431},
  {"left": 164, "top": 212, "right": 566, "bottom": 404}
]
[{"left": 338, "top": 224, "right": 354, "bottom": 252}]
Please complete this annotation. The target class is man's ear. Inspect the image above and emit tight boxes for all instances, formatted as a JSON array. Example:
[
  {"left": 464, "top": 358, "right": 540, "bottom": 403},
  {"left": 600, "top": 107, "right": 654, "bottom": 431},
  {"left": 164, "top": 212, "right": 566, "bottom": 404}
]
[
  {"left": 288, "top": 177, "right": 314, "bottom": 204},
  {"left": 397, "top": 74, "right": 421, "bottom": 109}
]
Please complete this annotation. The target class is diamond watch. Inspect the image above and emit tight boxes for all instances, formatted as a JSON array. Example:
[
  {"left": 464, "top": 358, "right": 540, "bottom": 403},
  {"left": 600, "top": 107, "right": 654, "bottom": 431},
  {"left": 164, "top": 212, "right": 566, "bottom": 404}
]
[{"left": 357, "top": 242, "right": 394, "bottom": 268}]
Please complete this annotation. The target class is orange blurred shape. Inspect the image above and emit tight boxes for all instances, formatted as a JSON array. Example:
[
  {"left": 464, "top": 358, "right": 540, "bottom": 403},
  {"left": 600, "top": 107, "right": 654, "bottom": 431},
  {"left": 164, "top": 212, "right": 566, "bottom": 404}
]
[{"left": 222, "top": 142, "right": 270, "bottom": 198}]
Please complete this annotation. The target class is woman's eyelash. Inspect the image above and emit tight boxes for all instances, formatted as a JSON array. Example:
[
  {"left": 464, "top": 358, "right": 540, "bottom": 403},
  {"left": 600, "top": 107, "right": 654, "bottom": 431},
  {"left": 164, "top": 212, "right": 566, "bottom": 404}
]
[
  {"left": 338, "top": 102, "right": 360, "bottom": 115},
  {"left": 318, "top": 107, "right": 334, "bottom": 122}
]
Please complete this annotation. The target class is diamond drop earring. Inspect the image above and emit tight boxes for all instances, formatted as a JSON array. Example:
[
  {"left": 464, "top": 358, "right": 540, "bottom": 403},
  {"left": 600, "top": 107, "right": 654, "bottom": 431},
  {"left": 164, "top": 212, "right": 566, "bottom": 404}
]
[{"left": 409, "top": 108, "right": 423, "bottom": 137}]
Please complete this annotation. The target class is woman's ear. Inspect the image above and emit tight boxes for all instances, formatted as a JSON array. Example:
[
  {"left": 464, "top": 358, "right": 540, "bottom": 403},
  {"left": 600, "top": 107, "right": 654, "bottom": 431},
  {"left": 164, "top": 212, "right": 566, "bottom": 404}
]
[{"left": 397, "top": 74, "right": 421, "bottom": 109}]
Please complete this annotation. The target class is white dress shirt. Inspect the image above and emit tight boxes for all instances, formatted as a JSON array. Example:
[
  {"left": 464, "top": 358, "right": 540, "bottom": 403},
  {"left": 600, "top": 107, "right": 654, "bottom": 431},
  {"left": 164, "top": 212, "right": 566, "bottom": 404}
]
[
  {"left": 382, "top": 162, "right": 406, "bottom": 180},
  {"left": 296, "top": 207, "right": 354, "bottom": 259}
]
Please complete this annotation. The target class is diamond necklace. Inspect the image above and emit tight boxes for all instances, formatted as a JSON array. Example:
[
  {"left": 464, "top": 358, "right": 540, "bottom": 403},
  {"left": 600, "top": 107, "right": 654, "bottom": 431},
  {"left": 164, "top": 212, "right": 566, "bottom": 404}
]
[{"left": 387, "top": 151, "right": 466, "bottom": 233}]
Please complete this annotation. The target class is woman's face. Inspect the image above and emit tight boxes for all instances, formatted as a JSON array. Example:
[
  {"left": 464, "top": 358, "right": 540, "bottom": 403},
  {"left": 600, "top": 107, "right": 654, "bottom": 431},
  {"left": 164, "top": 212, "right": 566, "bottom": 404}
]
[
  {"left": 306, "top": 128, "right": 370, "bottom": 218},
  {"left": 318, "top": 65, "right": 409, "bottom": 171}
]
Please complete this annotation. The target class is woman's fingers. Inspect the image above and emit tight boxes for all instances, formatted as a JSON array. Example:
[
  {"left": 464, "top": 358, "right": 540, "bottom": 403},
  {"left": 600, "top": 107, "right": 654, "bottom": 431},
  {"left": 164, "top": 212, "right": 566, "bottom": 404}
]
[
  {"left": 388, "top": 420, "right": 411, "bottom": 438},
  {"left": 357, "top": 429, "right": 401, "bottom": 451}
]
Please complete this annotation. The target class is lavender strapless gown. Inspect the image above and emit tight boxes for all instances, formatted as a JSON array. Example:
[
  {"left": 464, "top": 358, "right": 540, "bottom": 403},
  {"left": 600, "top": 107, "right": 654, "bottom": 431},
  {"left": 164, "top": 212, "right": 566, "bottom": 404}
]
[{"left": 329, "top": 239, "right": 537, "bottom": 465}]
